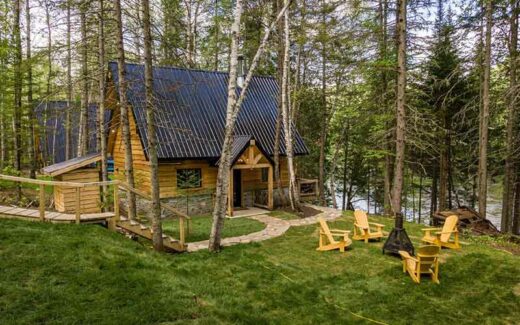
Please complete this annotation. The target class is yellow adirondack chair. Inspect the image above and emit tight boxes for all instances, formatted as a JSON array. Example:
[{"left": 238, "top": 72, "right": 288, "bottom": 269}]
[
  {"left": 421, "top": 215, "right": 460, "bottom": 249},
  {"left": 399, "top": 245, "right": 441, "bottom": 284},
  {"left": 317, "top": 217, "right": 352, "bottom": 252},
  {"left": 352, "top": 210, "right": 385, "bottom": 243}
]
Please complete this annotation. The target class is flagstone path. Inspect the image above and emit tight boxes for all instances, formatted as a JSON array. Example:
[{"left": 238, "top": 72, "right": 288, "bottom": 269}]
[{"left": 186, "top": 204, "right": 343, "bottom": 252}]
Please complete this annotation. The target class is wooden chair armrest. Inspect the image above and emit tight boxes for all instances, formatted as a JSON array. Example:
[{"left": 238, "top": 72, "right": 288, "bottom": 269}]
[
  {"left": 422, "top": 227, "right": 441, "bottom": 232},
  {"left": 435, "top": 230, "right": 457, "bottom": 235},
  {"left": 398, "top": 251, "right": 418, "bottom": 262},
  {"left": 369, "top": 222, "right": 385, "bottom": 228},
  {"left": 330, "top": 231, "right": 351, "bottom": 237},
  {"left": 330, "top": 229, "right": 350, "bottom": 234}
]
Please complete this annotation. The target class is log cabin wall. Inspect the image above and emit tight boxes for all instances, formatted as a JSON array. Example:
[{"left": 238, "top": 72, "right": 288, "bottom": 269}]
[{"left": 54, "top": 168, "right": 101, "bottom": 213}]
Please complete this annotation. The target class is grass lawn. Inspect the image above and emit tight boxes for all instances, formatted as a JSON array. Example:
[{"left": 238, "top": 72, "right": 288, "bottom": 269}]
[
  {"left": 159, "top": 214, "right": 266, "bottom": 242},
  {"left": 269, "top": 210, "right": 302, "bottom": 220},
  {"left": 1, "top": 212, "right": 519, "bottom": 324}
]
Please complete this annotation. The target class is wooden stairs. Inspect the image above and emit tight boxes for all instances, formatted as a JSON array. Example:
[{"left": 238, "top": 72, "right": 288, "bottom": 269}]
[{"left": 116, "top": 216, "right": 186, "bottom": 252}]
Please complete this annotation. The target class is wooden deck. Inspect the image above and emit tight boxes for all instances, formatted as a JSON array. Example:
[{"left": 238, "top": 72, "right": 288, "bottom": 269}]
[{"left": 0, "top": 205, "right": 115, "bottom": 223}]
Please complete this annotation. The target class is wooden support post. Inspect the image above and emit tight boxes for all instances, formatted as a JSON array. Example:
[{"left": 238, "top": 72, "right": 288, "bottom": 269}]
[
  {"left": 268, "top": 165, "right": 274, "bottom": 210},
  {"left": 228, "top": 169, "right": 234, "bottom": 217},
  {"left": 179, "top": 217, "right": 185, "bottom": 246},
  {"left": 113, "top": 185, "right": 120, "bottom": 221},
  {"left": 39, "top": 184, "right": 45, "bottom": 221},
  {"left": 75, "top": 186, "right": 81, "bottom": 224}
]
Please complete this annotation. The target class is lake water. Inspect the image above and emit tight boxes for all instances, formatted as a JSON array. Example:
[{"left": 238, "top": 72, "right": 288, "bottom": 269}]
[{"left": 333, "top": 190, "right": 502, "bottom": 230}]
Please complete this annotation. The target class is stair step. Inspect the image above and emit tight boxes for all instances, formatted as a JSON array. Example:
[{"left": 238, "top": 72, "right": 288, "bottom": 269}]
[
  {"left": 140, "top": 225, "right": 148, "bottom": 230},
  {"left": 130, "top": 221, "right": 138, "bottom": 226}
]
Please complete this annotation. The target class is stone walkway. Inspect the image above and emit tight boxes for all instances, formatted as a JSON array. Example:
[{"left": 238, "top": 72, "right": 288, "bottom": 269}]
[{"left": 186, "top": 204, "right": 343, "bottom": 252}]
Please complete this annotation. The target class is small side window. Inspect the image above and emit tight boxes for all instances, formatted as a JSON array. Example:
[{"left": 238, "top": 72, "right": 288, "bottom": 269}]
[{"left": 177, "top": 169, "right": 202, "bottom": 189}]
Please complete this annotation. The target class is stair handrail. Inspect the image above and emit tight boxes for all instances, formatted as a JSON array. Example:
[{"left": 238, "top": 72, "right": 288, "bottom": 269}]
[{"left": 117, "top": 182, "right": 191, "bottom": 245}]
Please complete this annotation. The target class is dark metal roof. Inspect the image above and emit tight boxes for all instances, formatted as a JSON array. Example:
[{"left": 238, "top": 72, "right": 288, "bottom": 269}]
[
  {"left": 35, "top": 101, "right": 111, "bottom": 164},
  {"left": 108, "top": 62, "right": 308, "bottom": 160}
]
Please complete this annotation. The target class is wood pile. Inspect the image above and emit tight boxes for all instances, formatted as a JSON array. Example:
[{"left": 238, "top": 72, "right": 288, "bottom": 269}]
[{"left": 433, "top": 206, "right": 500, "bottom": 235}]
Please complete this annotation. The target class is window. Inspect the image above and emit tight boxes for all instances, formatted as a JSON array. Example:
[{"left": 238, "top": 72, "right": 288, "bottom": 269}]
[
  {"left": 261, "top": 168, "right": 269, "bottom": 182},
  {"left": 176, "top": 169, "right": 202, "bottom": 189}
]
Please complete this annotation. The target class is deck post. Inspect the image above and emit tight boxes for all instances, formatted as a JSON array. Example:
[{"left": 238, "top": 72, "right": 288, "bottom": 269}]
[
  {"left": 268, "top": 165, "right": 274, "bottom": 210},
  {"left": 228, "top": 169, "right": 234, "bottom": 217},
  {"left": 75, "top": 186, "right": 81, "bottom": 224},
  {"left": 39, "top": 184, "right": 45, "bottom": 221},
  {"left": 113, "top": 184, "right": 120, "bottom": 221}
]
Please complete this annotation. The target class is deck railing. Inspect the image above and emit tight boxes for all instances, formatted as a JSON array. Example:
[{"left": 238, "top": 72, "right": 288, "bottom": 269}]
[{"left": 0, "top": 174, "right": 190, "bottom": 246}]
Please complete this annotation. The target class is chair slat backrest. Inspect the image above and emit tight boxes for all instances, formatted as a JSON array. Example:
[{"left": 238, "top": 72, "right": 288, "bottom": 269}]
[
  {"left": 417, "top": 245, "right": 440, "bottom": 271},
  {"left": 440, "top": 215, "right": 458, "bottom": 242},
  {"left": 354, "top": 210, "right": 370, "bottom": 232},
  {"left": 318, "top": 217, "right": 337, "bottom": 245}
]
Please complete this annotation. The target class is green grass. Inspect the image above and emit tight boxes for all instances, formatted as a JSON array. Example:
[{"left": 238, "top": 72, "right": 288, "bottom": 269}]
[
  {"left": 160, "top": 214, "right": 266, "bottom": 242},
  {"left": 1, "top": 213, "right": 519, "bottom": 324},
  {"left": 268, "top": 210, "right": 302, "bottom": 220}
]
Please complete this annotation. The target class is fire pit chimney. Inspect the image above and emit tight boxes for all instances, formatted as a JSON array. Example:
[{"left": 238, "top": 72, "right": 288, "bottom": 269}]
[{"left": 382, "top": 212, "right": 415, "bottom": 256}]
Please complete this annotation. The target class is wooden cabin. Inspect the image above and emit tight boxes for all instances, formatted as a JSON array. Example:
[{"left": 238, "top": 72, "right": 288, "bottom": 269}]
[
  {"left": 41, "top": 153, "right": 102, "bottom": 214},
  {"left": 106, "top": 62, "right": 309, "bottom": 216}
]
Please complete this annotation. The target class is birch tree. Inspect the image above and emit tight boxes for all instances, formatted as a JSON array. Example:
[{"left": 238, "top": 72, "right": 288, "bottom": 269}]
[
  {"left": 209, "top": 0, "right": 291, "bottom": 252},
  {"left": 281, "top": 0, "right": 299, "bottom": 211}
]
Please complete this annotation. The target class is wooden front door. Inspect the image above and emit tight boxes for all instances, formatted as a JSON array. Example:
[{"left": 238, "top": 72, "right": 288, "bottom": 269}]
[{"left": 233, "top": 169, "right": 242, "bottom": 207}]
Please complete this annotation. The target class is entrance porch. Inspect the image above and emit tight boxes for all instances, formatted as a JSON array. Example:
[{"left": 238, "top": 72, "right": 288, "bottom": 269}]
[{"left": 226, "top": 136, "right": 274, "bottom": 217}]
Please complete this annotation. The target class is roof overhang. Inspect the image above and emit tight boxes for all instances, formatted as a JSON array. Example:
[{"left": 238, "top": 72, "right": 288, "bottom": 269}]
[{"left": 41, "top": 152, "right": 102, "bottom": 177}]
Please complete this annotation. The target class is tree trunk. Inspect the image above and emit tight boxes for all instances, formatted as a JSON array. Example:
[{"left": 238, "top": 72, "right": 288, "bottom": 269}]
[
  {"left": 45, "top": 0, "right": 56, "bottom": 164},
  {"left": 13, "top": 0, "right": 22, "bottom": 202},
  {"left": 418, "top": 170, "right": 423, "bottom": 223},
  {"left": 502, "top": 0, "right": 518, "bottom": 233},
  {"left": 329, "top": 135, "right": 343, "bottom": 210},
  {"left": 439, "top": 144, "right": 448, "bottom": 211},
  {"left": 280, "top": 1, "right": 300, "bottom": 211},
  {"left": 208, "top": 0, "right": 290, "bottom": 251},
  {"left": 318, "top": 17, "right": 327, "bottom": 206},
  {"left": 341, "top": 122, "right": 350, "bottom": 210},
  {"left": 273, "top": 0, "right": 286, "bottom": 208},
  {"left": 98, "top": 0, "right": 109, "bottom": 211},
  {"left": 114, "top": 0, "right": 138, "bottom": 220},
  {"left": 478, "top": 0, "right": 492, "bottom": 219},
  {"left": 142, "top": 0, "right": 163, "bottom": 250},
  {"left": 66, "top": 0, "right": 72, "bottom": 161},
  {"left": 513, "top": 178, "right": 520, "bottom": 234},
  {"left": 78, "top": 4, "right": 89, "bottom": 157},
  {"left": 391, "top": 0, "right": 407, "bottom": 214},
  {"left": 26, "top": 0, "right": 36, "bottom": 178},
  {"left": 209, "top": 0, "right": 243, "bottom": 252},
  {"left": 379, "top": 0, "right": 392, "bottom": 216},
  {"left": 430, "top": 166, "right": 438, "bottom": 225}
]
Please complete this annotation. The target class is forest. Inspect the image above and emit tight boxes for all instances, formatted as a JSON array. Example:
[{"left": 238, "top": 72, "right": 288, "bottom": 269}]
[{"left": 0, "top": 0, "right": 519, "bottom": 248}]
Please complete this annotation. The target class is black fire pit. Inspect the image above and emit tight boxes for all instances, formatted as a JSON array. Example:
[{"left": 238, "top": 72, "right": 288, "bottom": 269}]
[{"left": 382, "top": 212, "right": 414, "bottom": 255}]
